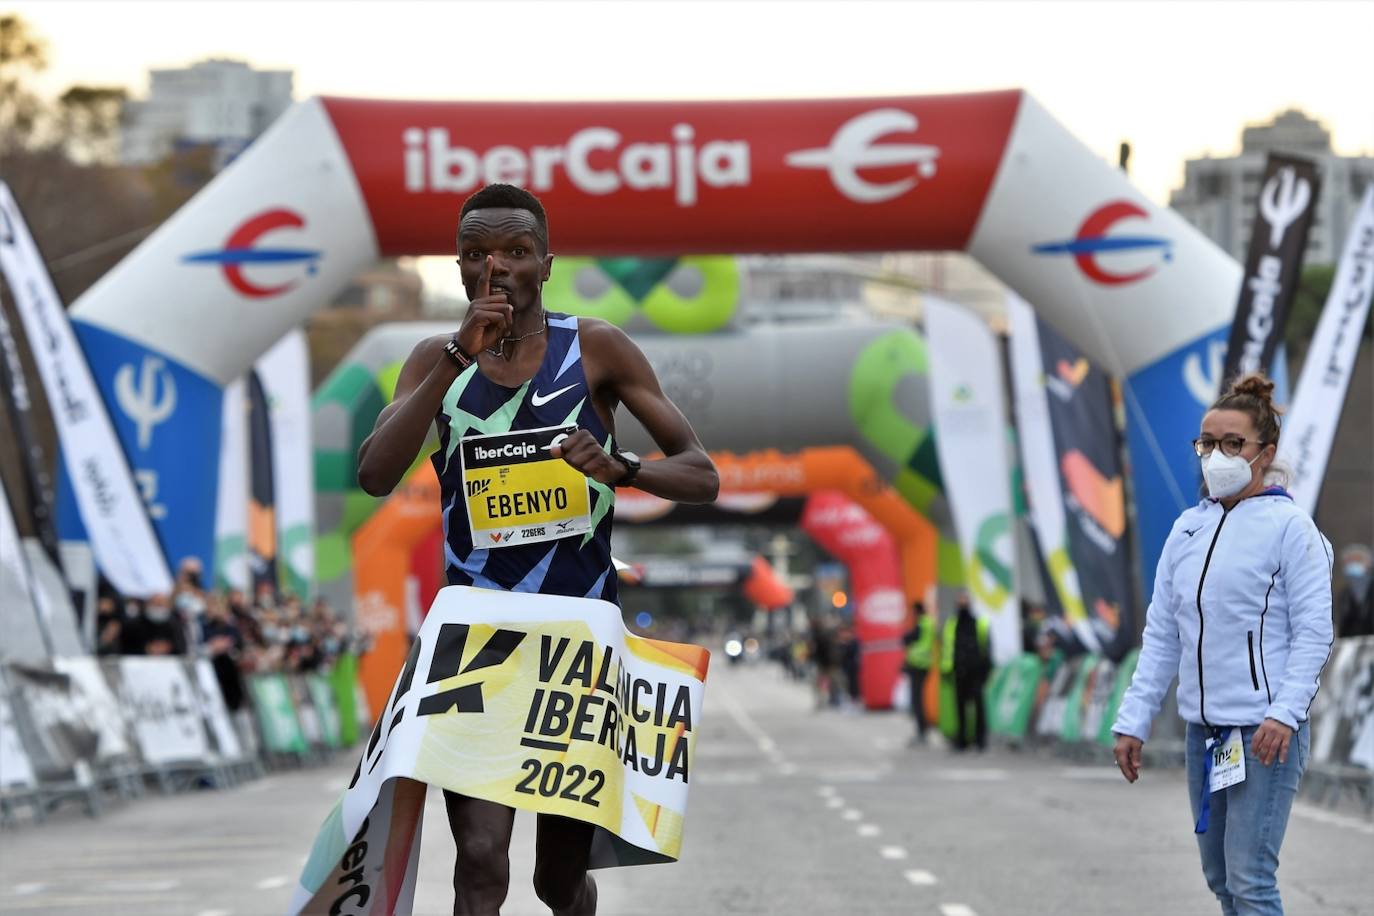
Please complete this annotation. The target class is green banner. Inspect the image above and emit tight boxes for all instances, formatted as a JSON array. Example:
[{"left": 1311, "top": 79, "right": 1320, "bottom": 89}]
[
  {"left": 249, "top": 674, "right": 307, "bottom": 754},
  {"left": 329, "top": 653, "right": 360, "bottom": 746},
  {"left": 307, "top": 675, "right": 342, "bottom": 749},
  {"left": 988, "top": 654, "right": 1044, "bottom": 739},
  {"left": 1059, "top": 654, "right": 1101, "bottom": 742},
  {"left": 1097, "top": 649, "right": 1140, "bottom": 747}
]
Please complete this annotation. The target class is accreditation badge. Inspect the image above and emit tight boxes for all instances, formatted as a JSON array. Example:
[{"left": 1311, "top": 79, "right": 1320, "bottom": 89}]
[
  {"left": 1208, "top": 728, "right": 1246, "bottom": 793},
  {"left": 460, "top": 425, "right": 593, "bottom": 548}
]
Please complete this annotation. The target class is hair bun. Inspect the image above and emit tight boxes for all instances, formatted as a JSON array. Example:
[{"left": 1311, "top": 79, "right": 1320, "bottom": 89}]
[{"left": 1227, "top": 372, "right": 1285, "bottom": 416}]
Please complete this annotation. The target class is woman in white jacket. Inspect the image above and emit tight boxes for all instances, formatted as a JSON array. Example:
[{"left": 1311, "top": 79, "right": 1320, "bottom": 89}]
[{"left": 1112, "top": 373, "right": 1333, "bottom": 916}]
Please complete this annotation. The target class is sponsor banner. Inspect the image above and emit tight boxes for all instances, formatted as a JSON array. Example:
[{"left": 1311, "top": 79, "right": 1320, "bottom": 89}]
[
  {"left": 1223, "top": 154, "right": 1321, "bottom": 382},
  {"left": 1035, "top": 655, "right": 1082, "bottom": 739},
  {"left": 0, "top": 182, "right": 173, "bottom": 597},
  {"left": 987, "top": 654, "right": 1043, "bottom": 740},
  {"left": 116, "top": 657, "right": 211, "bottom": 766},
  {"left": 191, "top": 658, "right": 245, "bottom": 760},
  {"left": 1036, "top": 316, "right": 1135, "bottom": 660},
  {"left": 0, "top": 301, "right": 62, "bottom": 567},
  {"left": 288, "top": 586, "right": 709, "bottom": 915},
  {"left": 1071, "top": 657, "right": 1118, "bottom": 743},
  {"left": 307, "top": 674, "right": 343, "bottom": 750},
  {"left": 1096, "top": 649, "right": 1140, "bottom": 747},
  {"left": 214, "top": 377, "right": 251, "bottom": 591},
  {"left": 800, "top": 491, "right": 909, "bottom": 709},
  {"left": 0, "top": 684, "right": 38, "bottom": 789},
  {"left": 1007, "top": 294, "right": 1091, "bottom": 648},
  {"left": 247, "top": 371, "right": 279, "bottom": 596},
  {"left": 249, "top": 673, "right": 309, "bottom": 755},
  {"left": 923, "top": 297, "right": 1020, "bottom": 664},
  {"left": 2, "top": 664, "right": 100, "bottom": 776},
  {"left": 1055, "top": 654, "right": 1101, "bottom": 741},
  {"left": 970, "top": 95, "right": 1240, "bottom": 375},
  {"left": 1310, "top": 636, "right": 1374, "bottom": 771},
  {"left": 460, "top": 426, "right": 592, "bottom": 548},
  {"left": 1123, "top": 326, "right": 1227, "bottom": 600},
  {"left": 331, "top": 653, "right": 362, "bottom": 747},
  {"left": 0, "top": 483, "right": 51, "bottom": 662},
  {"left": 1282, "top": 187, "right": 1374, "bottom": 514},
  {"left": 321, "top": 93, "right": 1021, "bottom": 257},
  {"left": 256, "top": 330, "right": 316, "bottom": 597},
  {"left": 52, "top": 656, "right": 134, "bottom": 761},
  {"left": 69, "top": 99, "right": 380, "bottom": 386}
]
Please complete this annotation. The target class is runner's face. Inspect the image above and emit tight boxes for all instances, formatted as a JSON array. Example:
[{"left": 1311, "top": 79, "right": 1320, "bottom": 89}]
[{"left": 458, "top": 208, "right": 552, "bottom": 312}]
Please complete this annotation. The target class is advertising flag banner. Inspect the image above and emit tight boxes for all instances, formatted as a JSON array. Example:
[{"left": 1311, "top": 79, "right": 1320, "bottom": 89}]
[
  {"left": 1223, "top": 154, "right": 1321, "bottom": 382},
  {"left": 255, "top": 330, "right": 316, "bottom": 597},
  {"left": 0, "top": 301, "right": 63, "bottom": 568},
  {"left": 1035, "top": 317, "right": 1135, "bottom": 660},
  {"left": 1282, "top": 187, "right": 1374, "bottom": 514},
  {"left": 1007, "top": 294, "right": 1091, "bottom": 648},
  {"left": 289, "top": 586, "right": 710, "bottom": 916},
  {"left": 214, "top": 377, "right": 251, "bottom": 592},
  {"left": 0, "top": 182, "right": 172, "bottom": 597},
  {"left": 923, "top": 297, "right": 1020, "bottom": 664}
]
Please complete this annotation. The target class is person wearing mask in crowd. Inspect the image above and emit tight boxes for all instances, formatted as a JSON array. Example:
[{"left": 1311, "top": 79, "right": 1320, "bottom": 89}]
[
  {"left": 902, "top": 602, "right": 935, "bottom": 744},
  {"left": 942, "top": 592, "right": 991, "bottom": 751},
  {"left": 1336, "top": 544, "right": 1373, "bottom": 638},
  {"left": 133, "top": 593, "right": 185, "bottom": 655},
  {"left": 1112, "top": 374, "right": 1333, "bottom": 916},
  {"left": 95, "top": 595, "right": 122, "bottom": 656},
  {"left": 201, "top": 594, "right": 246, "bottom": 712}
]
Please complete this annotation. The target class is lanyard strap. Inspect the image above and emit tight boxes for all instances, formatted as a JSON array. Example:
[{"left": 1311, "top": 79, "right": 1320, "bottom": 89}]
[{"left": 1194, "top": 727, "right": 1229, "bottom": 834}]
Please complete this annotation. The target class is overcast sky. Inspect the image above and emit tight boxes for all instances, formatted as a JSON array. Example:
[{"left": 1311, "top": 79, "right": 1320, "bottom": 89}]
[{"left": 12, "top": 0, "right": 1374, "bottom": 207}]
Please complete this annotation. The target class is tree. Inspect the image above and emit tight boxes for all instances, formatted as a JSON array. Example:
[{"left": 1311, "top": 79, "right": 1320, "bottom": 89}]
[
  {"left": 0, "top": 14, "right": 48, "bottom": 152},
  {"left": 57, "top": 85, "right": 128, "bottom": 164}
]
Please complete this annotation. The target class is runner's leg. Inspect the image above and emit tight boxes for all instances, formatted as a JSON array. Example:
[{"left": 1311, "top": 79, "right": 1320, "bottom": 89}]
[
  {"left": 533, "top": 812, "right": 597, "bottom": 916},
  {"left": 445, "top": 790, "right": 516, "bottom": 916}
]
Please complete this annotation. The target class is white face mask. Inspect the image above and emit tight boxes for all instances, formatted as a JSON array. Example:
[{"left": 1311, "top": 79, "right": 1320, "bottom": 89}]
[{"left": 1201, "top": 449, "right": 1259, "bottom": 499}]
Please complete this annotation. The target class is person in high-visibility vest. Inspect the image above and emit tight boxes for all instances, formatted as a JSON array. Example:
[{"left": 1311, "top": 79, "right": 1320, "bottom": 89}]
[
  {"left": 941, "top": 593, "right": 992, "bottom": 751},
  {"left": 902, "top": 602, "right": 935, "bottom": 744}
]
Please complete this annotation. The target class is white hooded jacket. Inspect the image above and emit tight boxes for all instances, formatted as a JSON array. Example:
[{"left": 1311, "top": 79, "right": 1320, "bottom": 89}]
[{"left": 1113, "top": 489, "right": 1333, "bottom": 740}]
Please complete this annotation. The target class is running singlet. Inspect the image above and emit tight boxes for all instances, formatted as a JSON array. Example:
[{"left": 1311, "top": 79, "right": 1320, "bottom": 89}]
[{"left": 432, "top": 313, "right": 618, "bottom": 604}]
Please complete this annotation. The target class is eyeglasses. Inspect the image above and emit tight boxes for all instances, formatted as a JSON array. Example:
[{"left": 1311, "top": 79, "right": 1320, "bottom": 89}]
[{"left": 1192, "top": 435, "right": 1266, "bottom": 458}]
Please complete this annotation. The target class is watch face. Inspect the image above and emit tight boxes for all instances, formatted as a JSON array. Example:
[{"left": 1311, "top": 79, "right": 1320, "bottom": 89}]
[{"left": 620, "top": 451, "right": 641, "bottom": 467}]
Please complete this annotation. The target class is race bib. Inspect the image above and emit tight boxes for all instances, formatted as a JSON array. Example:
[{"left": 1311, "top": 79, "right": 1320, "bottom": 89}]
[
  {"left": 460, "top": 425, "right": 592, "bottom": 548},
  {"left": 1208, "top": 728, "right": 1246, "bottom": 793}
]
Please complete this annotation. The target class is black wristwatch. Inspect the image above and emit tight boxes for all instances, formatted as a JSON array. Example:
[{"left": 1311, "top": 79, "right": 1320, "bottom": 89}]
[
  {"left": 443, "top": 336, "right": 475, "bottom": 370},
  {"left": 612, "top": 449, "right": 641, "bottom": 487}
]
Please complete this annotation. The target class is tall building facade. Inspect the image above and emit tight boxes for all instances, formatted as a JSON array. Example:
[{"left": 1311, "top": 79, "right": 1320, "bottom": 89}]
[
  {"left": 121, "top": 59, "right": 294, "bottom": 169},
  {"left": 1170, "top": 109, "right": 1374, "bottom": 265}
]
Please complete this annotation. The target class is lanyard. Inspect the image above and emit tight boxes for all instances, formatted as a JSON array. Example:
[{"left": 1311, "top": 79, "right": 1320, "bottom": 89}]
[{"left": 1194, "top": 726, "right": 1229, "bottom": 834}]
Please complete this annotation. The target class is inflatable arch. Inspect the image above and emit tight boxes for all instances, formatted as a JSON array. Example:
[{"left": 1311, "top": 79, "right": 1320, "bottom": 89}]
[{"left": 65, "top": 91, "right": 1241, "bottom": 603}]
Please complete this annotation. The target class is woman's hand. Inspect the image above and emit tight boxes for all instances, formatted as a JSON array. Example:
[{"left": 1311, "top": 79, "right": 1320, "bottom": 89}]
[
  {"left": 1113, "top": 734, "right": 1143, "bottom": 783},
  {"left": 1252, "top": 718, "right": 1294, "bottom": 766}
]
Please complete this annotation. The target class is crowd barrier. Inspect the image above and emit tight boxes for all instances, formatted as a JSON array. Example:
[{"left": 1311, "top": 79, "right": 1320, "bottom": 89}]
[
  {"left": 0, "top": 654, "right": 367, "bottom": 827},
  {"left": 977, "top": 636, "right": 1374, "bottom": 813}
]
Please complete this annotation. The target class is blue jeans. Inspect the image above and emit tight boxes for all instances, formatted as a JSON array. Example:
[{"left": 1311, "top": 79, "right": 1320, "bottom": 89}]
[{"left": 1185, "top": 722, "right": 1310, "bottom": 916}]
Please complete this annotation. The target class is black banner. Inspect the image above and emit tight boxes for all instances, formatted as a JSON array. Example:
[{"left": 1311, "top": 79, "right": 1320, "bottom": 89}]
[
  {"left": 1038, "top": 317, "right": 1135, "bottom": 661},
  {"left": 0, "top": 301, "right": 64, "bottom": 572},
  {"left": 1223, "top": 153, "right": 1321, "bottom": 383},
  {"left": 246, "top": 370, "right": 278, "bottom": 598}
]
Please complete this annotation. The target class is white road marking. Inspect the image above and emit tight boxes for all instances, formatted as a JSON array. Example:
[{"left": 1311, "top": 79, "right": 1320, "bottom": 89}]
[
  {"left": 842, "top": 808, "right": 863, "bottom": 821},
  {"left": 239, "top": 779, "right": 277, "bottom": 794},
  {"left": 778, "top": 762, "right": 800, "bottom": 776},
  {"left": 98, "top": 879, "right": 181, "bottom": 893},
  {"left": 195, "top": 910, "right": 234, "bottom": 916},
  {"left": 857, "top": 823, "right": 881, "bottom": 837},
  {"left": 1292, "top": 803, "right": 1374, "bottom": 836},
  {"left": 880, "top": 845, "right": 908, "bottom": 860},
  {"left": 255, "top": 876, "right": 289, "bottom": 891},
  {"left": 933, "top": 768, "right": 1008, "bottom": 781},
  {"left": 940, "top": 904, "right": 977, "bottom": 916},
  {"left": 695, "top": 771, "right": 762, "bottom": 786},
  {"left": 11, "top": 884, "right": 45, "bottom": 896},
  {"left": 714, "top": 685, "right": 782, "bottom": 761},
  {"left": 904, "top": 869, "right": 938, "bottom": 886},
  {"left": 826, "top": 797, "right": 845, "bottom": 809},
  {"left": 817, "top": 785, "right": 836, "bottom": 797},
  {"left": 1060, "top": 766, "right": 1122, "bottom": 781}
]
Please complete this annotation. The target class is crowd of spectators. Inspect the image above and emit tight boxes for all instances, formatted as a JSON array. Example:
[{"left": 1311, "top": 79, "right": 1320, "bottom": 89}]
[{"left": 93, "top": 558, "right": 368, "bottom": 711}]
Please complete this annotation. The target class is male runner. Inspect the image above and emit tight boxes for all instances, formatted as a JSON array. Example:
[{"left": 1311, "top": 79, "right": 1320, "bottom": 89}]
[{"left": 356, "top": 183, "right": 718, "bottom": 916}]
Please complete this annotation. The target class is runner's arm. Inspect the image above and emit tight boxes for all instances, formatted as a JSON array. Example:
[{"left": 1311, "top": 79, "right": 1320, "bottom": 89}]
[
  {"left": 569, "top": 321, "right": 718, "bottom": 504},
  {"left": 357, "top": 335, "right": 457, "bottom": 496}
]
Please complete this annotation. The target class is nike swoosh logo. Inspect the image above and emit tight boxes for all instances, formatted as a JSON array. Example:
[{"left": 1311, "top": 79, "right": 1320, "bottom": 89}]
[{"left": 530, "top": 383, "right": 579, "bottom": 407}]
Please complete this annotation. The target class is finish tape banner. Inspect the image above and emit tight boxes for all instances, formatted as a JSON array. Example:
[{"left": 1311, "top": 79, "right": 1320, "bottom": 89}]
[{"left": 290, "top": 586, "right": 709, "bottom": 916}]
